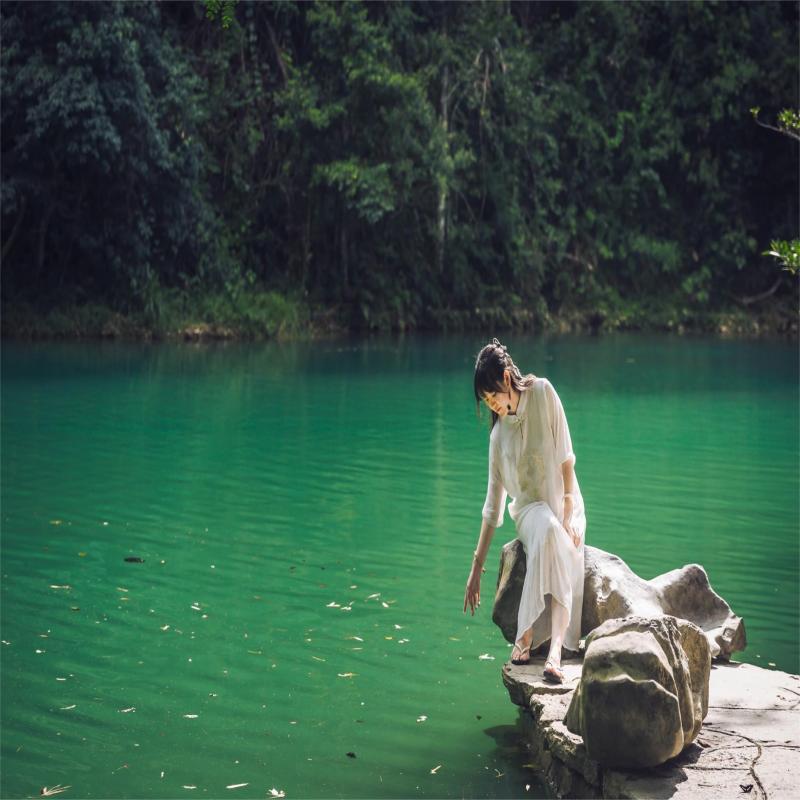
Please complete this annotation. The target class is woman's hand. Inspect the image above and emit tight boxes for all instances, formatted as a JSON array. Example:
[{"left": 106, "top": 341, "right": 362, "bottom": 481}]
[
  {"left": 464, "top": 566, "right": 482, "bottom": 616},
  {"left": 563, "top": 496, "right": 580, "bottom": 549}
]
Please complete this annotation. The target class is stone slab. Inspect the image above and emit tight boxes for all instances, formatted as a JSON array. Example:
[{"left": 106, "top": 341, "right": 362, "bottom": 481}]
[{"left": 503, "top": 657, "right": 800, "bottom": 799}]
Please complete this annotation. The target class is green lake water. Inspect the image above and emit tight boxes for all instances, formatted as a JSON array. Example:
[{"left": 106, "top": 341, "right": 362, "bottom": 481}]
[{"left": 1, "top": 333, "right": 798, "bottom": 799}]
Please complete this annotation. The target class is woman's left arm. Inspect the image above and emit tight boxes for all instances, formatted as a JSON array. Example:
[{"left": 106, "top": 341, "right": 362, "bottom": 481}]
[
  {"left": 561, "top": 459, "right": 575, "bottom": 496},
  {"left": 561, "top": 459, "right": 580, "bottom": 546}
]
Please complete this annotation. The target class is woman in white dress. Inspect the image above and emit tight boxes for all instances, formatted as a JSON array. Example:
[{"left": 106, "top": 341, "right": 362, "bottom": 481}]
[{"left": 463, "top": 339, "right": 586, "bottom": 683}]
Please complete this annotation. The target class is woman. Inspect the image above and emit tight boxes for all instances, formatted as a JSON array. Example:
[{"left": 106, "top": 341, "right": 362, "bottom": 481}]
[{"left": 463, "top": 339, "right": 586, "bottom": 684}]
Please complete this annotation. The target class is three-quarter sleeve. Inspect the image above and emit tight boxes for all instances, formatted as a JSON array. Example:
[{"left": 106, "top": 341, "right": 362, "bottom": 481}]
[
  {"left": 482, "top": 435, "right": 507, "bottom": 528},
  {"left": 544, "top": 379, "right": 576, "bottom": 467}
]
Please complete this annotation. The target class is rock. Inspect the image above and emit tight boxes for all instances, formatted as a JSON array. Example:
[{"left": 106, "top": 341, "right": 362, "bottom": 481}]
[
  {"left": 502, "top": 655, "right": 800, "bottom": 800},
  {"left": 564, "top": 615, "right": 711, "bottom": 769},
  {"left": 492, "top": 542, "right": 745, "bottom": 659}
]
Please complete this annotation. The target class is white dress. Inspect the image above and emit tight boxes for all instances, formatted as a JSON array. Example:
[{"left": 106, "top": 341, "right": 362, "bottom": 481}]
[{"left": 482, "top": 377, "right": 586, "bottom": 652}]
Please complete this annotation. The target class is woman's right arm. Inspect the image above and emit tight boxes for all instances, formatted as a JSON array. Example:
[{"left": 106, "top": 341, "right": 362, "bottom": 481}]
[
  {"left": 464, "top": 518, "right": 496, "bottom": 615},
  {"left": 464, "top": 438, "right": 506, "bottom": 615}
]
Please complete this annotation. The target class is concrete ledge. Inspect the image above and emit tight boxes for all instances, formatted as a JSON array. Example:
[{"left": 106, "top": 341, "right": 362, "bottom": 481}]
[{"left": 503, "top": 659, "right": 800, "bottom": 799}]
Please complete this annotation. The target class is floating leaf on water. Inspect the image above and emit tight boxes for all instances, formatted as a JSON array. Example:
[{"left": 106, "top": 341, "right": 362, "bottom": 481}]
[
  {"left": 367, "top": 593, "right": 380, "bottom": 600},
  {"left": 416, "top": 715, "right": 427, "bottom": 723},
  {"left": 347, "top": 636, "right": 363, "bottom": 642},
  {"left": 768, "top": 662, "right": 776, "bottom": 667},
  {"left": 56, "top": 677, "right": 67, "bottom": 682},
  {"left": 40, "top": 785, "right": 71, "bottom": 796},
  {"left": 494, "top": 769, "right": 504, "bottom": 778},
  {"left": 269, "top": 790, "right": 286, "bottom": 798},
  {"left": 349, "top": 585, "right": 357, "bottom": 589},
  {"left": 182, "top": 786, "right": 197, "bottom": 790},
  {"left": 35, "top": 649, "right": 45, "bottom": 654},
  {"left": 161, "top": 771, "right": 164, "bottom": 779},
  {"left": 340, "top": 607, "right": 352, "bottom": 612},
  {"left": 394, "top": 625, "right": 403, "bottom": 630},
  {"left": 448, "top": 637, "right": 460, "bottom": 641},
  {"left": 60, "top": 704, "right": 76, "bottom": 710},
  {"left": 117, "top": 587, "right": 129, "bottom": 593},
  {"left": 119, "top": 707, "right": 136, "bottom": 713},
  {"left": 311, "top": 656, "right": 326, "bottom": 662},
  {"left": 49, "top": 585, "right": 71, "bottom": 590},
  {"left": 226, "top": 783, "right": 249, "bottom": 789},
  {"left": 346, "top": 752, "right": 356, "bottom": 759},
  {"left": 183, "top": 714, "right": 199, "bottom": 719},
  {"left": 326, "top": 602, "right": 340, "bottom": 608},
  {"left": 398, "top": 639, "right": 410, "bottom": 644},
  {"left": 478, "top": 654, "right": 495, "bottom": 661},
  {"left": 70, "top": 607, "right": 80, "bottom": 612},
  {"left": 191, "top": 604, "right": 201, "bottom": 611},
  {"left": 381, "top": 602, "right": 389, "bottom": 608},
  {"left": 1, "top": 640, "right": 10, "bottom": 645},
  {"left": 124, "top": 556, "right": 144, "bottom": 563},
  {"left": 337, "top": 672, "right": 357, "bottom": 678},
  {"left": 384, "top": 636, "right": 393, "bottom": 641},
  {"left": 430, "top": 765, "right": 442, "bottom": 774},
  {"left": 161, "top": 625, "right": 170, "bottom": 631},
  {"left": 78, "top": 552, "right": 87, "bottom": 558},
  {"left": 50, "top": 520, "right": 63, "bottom": 526}
]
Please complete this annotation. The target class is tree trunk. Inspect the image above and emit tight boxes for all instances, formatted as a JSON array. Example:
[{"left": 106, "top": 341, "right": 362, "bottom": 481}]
[{"left": 436, "top": 55, "right": 449, "bottom": 275}]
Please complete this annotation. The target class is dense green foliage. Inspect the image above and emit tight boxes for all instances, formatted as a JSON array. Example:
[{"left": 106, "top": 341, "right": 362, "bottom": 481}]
[{"left": 2, "top": 0, "right": 797, "bottom": 335}]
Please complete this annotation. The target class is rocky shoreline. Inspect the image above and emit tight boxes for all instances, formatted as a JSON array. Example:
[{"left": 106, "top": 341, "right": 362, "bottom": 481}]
[{"left": 503, "top": 657, "right": 799, "bottom": 799}]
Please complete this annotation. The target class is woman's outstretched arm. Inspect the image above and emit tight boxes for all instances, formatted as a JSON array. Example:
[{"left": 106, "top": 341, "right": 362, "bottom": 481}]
[{"left": 464, "top": 518, "right": 495, "bottom": 615}]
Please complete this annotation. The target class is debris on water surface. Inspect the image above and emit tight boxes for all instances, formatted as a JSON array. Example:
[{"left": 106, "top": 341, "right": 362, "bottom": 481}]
[
  {"left": 430, "top": 765, "right": 441, "bottom": 774},
  {"left": 337, "top": 672, "right": 357, "bottom": 678},
  {"left": 478, "top": 653, "right": 495, "bottom": 660},
  {"left": 49, "top": 585, "right": 71, "bottom": 590},
  {"left": 59, "top": 705, "right": 76, "bottom": 710},
  {"left": 346, "top": 752, "right": 356, "bottom": 759},
  {"left": 226, "top": 783, "right": 249, "bottom": 789},
  {"left": 269, "top": 790, "right": 286, "bottom": 798},
  {"left": 416, "top": 715, "right": 427, "bottom": 723},
  {"left": 40, "top": 785, "right": 70, "bottom": 796},
  {"left": 118, "top": 707, "right": 136, "bottom": 713},
  {"left": 183, "top": 714, "right": 199, "bottom": 719},
  {"left": 124, "top": 557, "right": 144, "bottom": 563}
]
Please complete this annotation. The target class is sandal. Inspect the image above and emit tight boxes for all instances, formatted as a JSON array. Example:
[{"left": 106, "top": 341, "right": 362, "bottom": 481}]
[
  {"left": 510, "top": 641, "right": 532, "bottom": 665},
  {"left": 543, "top": 659, "right": 564, "bottom": 684}
]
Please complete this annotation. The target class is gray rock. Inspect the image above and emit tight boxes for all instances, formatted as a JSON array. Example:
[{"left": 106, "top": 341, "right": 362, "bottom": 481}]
[
  {"left": 492, "top": 542, "right": 745, "bottom": 659},
  {"left": 583, "top": 546, "right": 746, "bottom": 659},
  {"left": 564, "top": 615, "right": 711, "bottom": 769}
]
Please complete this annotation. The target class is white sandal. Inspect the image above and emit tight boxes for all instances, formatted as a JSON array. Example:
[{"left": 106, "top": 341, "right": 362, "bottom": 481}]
[{"left": 543, "top": 659, "right": 564, "bottom": 684}]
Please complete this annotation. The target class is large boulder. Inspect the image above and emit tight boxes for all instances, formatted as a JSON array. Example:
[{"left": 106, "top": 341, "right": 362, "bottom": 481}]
[
  {"left": 492, "top": 542, "right": 745, "bottom": 659},
  {"left": 582, "top": 546, "right": 746, "bottom": 659},
  {"left": 563, "top": 615, "right": 711, "bottom": 769}
]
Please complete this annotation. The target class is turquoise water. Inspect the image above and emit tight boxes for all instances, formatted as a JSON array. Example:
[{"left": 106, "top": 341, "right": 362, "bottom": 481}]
[{"left": 1, "top": 334, "right": 797, "bottom": 799}]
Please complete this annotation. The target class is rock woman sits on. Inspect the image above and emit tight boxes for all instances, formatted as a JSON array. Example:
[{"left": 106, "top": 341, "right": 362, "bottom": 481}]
[{"left": 463, "top": 339, "right": 586, "bottom": 684}]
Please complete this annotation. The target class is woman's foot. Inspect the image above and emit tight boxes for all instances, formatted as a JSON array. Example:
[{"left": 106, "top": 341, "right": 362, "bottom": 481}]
[
  {"left": 543, "top": 659, "right": 564, "bottom": 684},
  {"left": 510, "top": 640, "right": 532, "bottom": 665}
]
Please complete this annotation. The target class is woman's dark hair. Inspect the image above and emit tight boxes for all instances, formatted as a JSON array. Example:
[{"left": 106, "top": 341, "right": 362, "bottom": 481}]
[{"left": 473, "top": 338, "right": 536, "bottom": 429}]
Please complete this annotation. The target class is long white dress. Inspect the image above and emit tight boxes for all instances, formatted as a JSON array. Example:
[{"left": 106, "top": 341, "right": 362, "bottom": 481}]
[{"left": 482, "top": 377, "right": 586, "bottom": 652}]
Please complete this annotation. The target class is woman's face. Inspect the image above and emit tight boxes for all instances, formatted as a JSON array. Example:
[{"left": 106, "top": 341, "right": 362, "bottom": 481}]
[{"left": 481, "top": 370, "right": 513, "bottom": 416}]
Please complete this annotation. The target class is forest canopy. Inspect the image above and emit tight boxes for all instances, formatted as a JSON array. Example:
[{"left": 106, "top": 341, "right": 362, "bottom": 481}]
[{"left": 1, "top": 0, "right": 797, "bottom": 334}]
